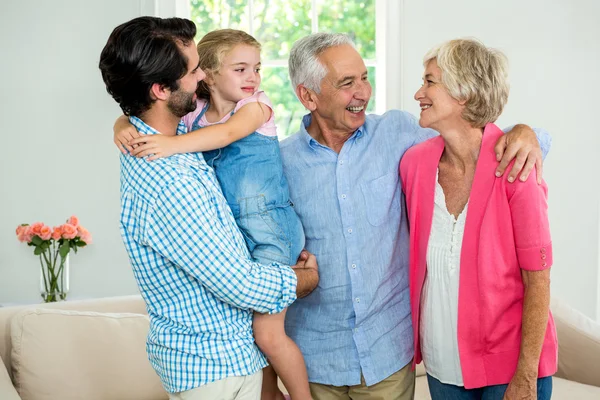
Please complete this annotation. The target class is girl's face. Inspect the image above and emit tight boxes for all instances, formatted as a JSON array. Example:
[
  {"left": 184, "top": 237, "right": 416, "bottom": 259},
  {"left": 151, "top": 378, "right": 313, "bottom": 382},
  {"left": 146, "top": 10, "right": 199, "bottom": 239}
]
[{"left": 209, "top": 44, "right": 262, "bottom": 104}]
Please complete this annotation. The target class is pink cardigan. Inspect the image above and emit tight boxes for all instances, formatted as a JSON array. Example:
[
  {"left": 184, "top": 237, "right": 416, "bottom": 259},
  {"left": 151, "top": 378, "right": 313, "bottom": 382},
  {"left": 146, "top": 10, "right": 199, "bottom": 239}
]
[{"left": 399, "top": 123, "right": 557, "bottom": 389}]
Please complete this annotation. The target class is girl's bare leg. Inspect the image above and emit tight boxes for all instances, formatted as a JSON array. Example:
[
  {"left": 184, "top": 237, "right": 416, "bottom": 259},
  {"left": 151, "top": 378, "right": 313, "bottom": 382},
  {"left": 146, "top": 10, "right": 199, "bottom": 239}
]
[{"left": 254, "top": 309, "right": 311, "bottom": 400}]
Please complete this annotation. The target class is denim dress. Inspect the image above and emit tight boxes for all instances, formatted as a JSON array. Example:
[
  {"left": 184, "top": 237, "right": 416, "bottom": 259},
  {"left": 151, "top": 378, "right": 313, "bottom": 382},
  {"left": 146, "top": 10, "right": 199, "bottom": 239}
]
[{"left": 192, "top": 103, "right": 305, "bottom": 266}]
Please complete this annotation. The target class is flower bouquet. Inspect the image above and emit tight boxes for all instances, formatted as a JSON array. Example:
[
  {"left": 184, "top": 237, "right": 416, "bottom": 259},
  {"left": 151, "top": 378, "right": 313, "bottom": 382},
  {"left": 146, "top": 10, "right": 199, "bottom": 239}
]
[{"left": 16, "top": 216, "right": 92, "bottom": 302}]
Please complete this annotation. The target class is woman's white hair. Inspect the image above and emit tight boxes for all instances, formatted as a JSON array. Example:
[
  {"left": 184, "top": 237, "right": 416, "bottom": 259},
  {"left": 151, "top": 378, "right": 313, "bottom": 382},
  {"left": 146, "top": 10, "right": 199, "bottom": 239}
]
[
  {"left": 424, "top": 38, "right": 510, "bottom": 128},
  {"left": 289, "top": 33, "right": 356, "bottom": 94}
]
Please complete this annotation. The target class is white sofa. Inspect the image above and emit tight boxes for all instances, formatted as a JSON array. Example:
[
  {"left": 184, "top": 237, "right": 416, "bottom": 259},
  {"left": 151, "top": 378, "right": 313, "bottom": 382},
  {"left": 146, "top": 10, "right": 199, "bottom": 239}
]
[{"left": 1, "top": 296, "right": 599, "bottom": 399}]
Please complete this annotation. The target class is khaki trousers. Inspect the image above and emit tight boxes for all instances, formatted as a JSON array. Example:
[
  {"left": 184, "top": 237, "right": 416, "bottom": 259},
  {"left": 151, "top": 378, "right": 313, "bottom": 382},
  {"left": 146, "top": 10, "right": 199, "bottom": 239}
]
[
  {"left": 168, "top": 370, "right": 262, "bottom": 400},
  {"left": 309, "top": 362, "right": 415, "bottom": 400}
]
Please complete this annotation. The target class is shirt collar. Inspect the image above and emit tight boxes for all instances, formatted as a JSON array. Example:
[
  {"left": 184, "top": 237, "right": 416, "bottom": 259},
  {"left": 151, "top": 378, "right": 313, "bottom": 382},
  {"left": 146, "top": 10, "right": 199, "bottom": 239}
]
[
  {"left": 129, "top": 116, "right": 187, "bottom": 136},
  {"left": 299, "top": 113, "right": 366, "bottom": 149}
]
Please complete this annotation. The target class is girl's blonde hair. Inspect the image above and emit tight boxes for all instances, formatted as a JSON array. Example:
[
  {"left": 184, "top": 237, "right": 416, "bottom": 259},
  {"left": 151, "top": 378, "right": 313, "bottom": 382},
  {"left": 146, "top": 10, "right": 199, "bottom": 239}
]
[{"left": 196, "top": 29, "right": 261, "bottom": 100}]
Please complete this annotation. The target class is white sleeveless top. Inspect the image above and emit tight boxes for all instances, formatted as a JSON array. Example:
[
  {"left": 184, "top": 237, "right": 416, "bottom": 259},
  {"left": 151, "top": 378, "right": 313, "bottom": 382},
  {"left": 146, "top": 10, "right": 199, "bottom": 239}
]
[{"left": 419, "top": 172, "right": 469, "bottom": 385}]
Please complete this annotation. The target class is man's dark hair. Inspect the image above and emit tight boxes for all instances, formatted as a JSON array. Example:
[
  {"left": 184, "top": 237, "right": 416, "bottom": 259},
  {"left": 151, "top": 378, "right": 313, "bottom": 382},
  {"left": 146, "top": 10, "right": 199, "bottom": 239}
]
[{"left": 99, "top": 17, "right": 196, "bottom": 116}]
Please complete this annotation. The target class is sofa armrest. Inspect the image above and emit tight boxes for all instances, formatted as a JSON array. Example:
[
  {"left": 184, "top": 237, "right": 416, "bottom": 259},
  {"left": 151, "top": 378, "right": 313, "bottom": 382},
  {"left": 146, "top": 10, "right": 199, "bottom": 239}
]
[
  {"left": 551, "top": 297, "right": 600, "bottom": 387},
  {"left": 0, "top": 357, "right": 20, "bottom": 400}
]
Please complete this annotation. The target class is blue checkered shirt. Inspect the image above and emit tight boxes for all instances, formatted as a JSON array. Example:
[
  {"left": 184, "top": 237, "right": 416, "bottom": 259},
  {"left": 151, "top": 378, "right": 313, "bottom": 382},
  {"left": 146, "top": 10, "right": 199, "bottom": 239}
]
[{"left": 119, "top": 116, "right": 298, "bottom": 393}]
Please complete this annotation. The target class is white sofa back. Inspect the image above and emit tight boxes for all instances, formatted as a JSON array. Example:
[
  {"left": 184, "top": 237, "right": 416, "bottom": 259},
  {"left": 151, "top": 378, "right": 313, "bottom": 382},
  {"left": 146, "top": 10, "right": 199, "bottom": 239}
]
[{"left": 0, "top": 295, "right": 168, "bottom": 400}]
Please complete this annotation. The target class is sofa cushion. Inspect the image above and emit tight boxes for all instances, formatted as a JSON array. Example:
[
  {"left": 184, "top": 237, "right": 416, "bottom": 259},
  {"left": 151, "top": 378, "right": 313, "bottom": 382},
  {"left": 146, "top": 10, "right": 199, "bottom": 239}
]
[
  {"left": 415, "top": 362, "right": 426, "bottom": 377},
  {"left": 10, "top": 308, "right": 167, "bottom": 400},
  {"left": 553, "top": 377, "right": 600, "bottom": 398},
  {"left": 414, "top": 375, "right": 600, "bottom": 399},
  {"left": 0, "top": 294, "right": 147, "bottom": 381},
  {"left": 551, "top": 297, "right": 600, "bottom": 387},
  {"left": 0, "top": 355, "right": 20, "bottom": 400},
  {"left": 415, "top": 375, "right": 432, "bottom": 399}
]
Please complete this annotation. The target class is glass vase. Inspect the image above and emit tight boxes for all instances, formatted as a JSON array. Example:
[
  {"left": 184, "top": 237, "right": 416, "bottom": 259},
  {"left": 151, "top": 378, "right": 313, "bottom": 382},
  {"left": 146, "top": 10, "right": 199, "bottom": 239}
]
[{"left": 39, "top": 254, "right": 69, "bottom": 303}]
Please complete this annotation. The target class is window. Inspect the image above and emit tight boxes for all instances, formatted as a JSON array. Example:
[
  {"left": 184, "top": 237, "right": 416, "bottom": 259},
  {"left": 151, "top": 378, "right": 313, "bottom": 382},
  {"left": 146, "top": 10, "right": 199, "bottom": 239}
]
[{"left": 189, "top": 0, "right": 379, "bottom": 138}]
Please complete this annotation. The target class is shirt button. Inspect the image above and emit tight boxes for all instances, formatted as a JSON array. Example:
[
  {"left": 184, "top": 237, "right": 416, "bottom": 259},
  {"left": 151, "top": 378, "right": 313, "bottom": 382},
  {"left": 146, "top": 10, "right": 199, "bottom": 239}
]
[
  {"left": 348, "top": 228, "right": 353, "bottom": 234},
  {"left": 351, "top": 264, "right": 357, "bottom": 269},
  {"left": 541, "top": 254, "right": 546, "bottom": 260},
  {"left": 355, "top": 298, "right": 360, "bottom": 303},
  {"left": 339, "top": 160, "right": 344, "bottom": 165},
  {"left": 341, "top": 194, "right": 347, "bottom": 199},
  {"left": 542, "top": 262, "right": 547, "bottom": 267},
  {"left": 540, "top": 248, "right": 546, "bottom": 254},
  {"left": 354, "top": 327, "right": 358, "bottom": 332}
]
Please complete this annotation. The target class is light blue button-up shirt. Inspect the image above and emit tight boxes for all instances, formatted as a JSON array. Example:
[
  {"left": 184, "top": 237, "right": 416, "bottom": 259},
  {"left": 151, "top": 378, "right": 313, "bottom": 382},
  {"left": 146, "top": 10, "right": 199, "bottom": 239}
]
[
  {"left": 120, "top": 117, "right": 297, "bottom": 393},
  {"left": 280, "top": 111, "right": 550, "bottom": 387}
]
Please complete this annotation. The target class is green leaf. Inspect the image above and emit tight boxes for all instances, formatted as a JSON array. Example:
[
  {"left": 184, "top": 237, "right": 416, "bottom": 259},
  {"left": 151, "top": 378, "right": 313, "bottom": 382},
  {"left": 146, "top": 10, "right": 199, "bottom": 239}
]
[
  {"left": 59, "top": 242, "right": 70, "bottom": 258},
  {"left": 31, "top": 236, "right": 42, "bottom": 246},
  {"left": 34, "top": 246, "right": 43, "bottom": 256},
  {"left": 76, "top": 240, "right": 86, "bottom": 247}
]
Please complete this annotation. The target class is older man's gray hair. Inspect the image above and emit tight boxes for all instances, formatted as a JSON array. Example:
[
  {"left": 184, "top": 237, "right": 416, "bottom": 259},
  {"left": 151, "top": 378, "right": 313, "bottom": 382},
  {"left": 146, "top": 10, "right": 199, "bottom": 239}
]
[{"left": 288, "top": 33, "right": 356, "bottom": 94}]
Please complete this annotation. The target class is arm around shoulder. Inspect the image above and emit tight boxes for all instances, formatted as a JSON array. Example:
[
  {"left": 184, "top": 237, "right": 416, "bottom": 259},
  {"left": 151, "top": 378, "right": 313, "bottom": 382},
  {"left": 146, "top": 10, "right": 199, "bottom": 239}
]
[{"left": 175, "top": 101, "right": 270, "bottom": 152}]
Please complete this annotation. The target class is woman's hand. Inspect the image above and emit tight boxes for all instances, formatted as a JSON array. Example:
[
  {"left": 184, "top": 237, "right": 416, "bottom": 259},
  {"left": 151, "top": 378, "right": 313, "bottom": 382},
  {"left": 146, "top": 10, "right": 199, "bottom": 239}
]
[
  {"left": 114, "top": 116, "right": 141, "bottom": 154},
  {"left": 129, "top": 134, "right": 180, "bottom": 161},
  {"left": 503, "top": 370, "right": 537, "bottom": 399}
]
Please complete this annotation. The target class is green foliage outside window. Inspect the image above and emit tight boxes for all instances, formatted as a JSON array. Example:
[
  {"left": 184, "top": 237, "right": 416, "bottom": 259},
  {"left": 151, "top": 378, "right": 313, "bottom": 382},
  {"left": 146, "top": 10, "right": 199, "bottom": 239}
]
[{"left": 190, "top": 0, "right": 376, "bottom": 138}]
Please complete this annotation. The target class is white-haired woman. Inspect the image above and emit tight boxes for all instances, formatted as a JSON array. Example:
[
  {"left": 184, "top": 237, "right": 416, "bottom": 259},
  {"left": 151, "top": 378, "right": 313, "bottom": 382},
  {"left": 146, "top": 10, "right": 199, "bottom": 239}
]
[{"left": 400, "top": 39, "right": 557, "bottom": 399}]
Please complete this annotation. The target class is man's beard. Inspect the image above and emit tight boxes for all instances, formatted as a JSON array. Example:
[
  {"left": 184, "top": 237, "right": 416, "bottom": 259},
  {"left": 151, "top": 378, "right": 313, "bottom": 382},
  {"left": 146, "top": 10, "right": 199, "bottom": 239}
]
[{"left": 167, "top": 89, "right": 197, "bottom": 117}]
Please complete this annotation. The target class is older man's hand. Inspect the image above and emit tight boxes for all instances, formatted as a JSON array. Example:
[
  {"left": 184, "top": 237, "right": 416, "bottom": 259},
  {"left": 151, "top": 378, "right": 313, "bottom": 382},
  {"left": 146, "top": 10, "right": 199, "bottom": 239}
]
[
  {"left": 292, "top": 250, "right": 319, "bottom": 298},
  {"left": 494, "top": 124, "right": 543, "bottom": 184}
]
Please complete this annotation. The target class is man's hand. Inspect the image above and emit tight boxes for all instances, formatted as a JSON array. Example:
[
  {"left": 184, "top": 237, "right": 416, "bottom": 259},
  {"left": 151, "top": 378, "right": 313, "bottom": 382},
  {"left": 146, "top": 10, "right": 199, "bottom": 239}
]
[
  {"left": 494, "top": 124, "right": 543, "bottom": 184},
  {"left": 292, "top": 250, "right": 319, "bottom": 298},
  {"left": 503, "top": 370, "right": 537, "bottom": 400}
]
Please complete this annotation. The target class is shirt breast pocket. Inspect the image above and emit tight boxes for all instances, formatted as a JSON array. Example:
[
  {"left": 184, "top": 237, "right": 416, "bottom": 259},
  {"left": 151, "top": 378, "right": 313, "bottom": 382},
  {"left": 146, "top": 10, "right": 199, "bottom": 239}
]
[{"left": 360, "top": 171, "right": 401, "bottom": 226}]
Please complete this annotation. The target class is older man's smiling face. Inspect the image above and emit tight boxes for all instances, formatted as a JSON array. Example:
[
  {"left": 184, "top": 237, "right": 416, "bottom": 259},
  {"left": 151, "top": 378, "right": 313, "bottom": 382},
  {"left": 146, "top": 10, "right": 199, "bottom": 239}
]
[{"left": 312, "top": 44, "right": 372, "bottom": 136}]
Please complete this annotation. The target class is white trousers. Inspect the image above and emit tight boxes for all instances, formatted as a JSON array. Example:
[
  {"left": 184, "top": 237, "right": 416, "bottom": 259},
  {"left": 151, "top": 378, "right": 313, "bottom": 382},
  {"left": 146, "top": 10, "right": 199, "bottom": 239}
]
[{"left": 168, "top": 371, "right": 263, "bottom": 400}]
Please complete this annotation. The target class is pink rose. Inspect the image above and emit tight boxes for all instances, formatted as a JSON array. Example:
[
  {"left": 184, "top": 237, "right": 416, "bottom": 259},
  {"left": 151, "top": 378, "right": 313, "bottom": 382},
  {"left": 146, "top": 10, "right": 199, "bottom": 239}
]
[
  {"left": 16, "top": 225, "right": 27, "bottom": 236},
  {"left": 67, "top": 215, "right": 80, "bottom": 227},
  {"left": 39, "top": 225, "right": 52, "bottom": 241},
  {"left": 16, "top": 225, "right": 33, "bottom": 243},
  {"left": 30, "top": 222, "right": 44, "bottom": 237},
  {"left": 61, "top": 223, "right": 78, "bottom": 240},
  {"left": 52, "top": 226, "right": 62, "bottom": 241},
  {"left": 77, "top": 226, "right": 93, "bottom": 244}
]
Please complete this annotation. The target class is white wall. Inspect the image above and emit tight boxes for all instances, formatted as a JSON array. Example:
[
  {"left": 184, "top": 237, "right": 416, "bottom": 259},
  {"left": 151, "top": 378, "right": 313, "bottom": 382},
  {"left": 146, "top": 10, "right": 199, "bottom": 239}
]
[
  {"left": 396, "top": 0, "right": 600, "bottom": 319},
  {"left": 0, "top": 0, "right": 148, "bottom": 304}
]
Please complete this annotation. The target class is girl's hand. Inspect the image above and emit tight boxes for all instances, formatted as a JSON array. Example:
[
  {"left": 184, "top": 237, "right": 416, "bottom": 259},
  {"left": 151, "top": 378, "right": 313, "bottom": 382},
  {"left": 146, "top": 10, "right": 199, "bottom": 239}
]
[
  {"left": 130, "top": 135, "right": 179, "bottom": 161},
  {"left": 113, "top": 117, "right": 141, "bottom": 154}
]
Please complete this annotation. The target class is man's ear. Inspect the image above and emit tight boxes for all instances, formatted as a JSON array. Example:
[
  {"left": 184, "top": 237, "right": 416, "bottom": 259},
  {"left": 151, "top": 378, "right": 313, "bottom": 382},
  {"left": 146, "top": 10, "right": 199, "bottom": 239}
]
[
  {"left": 296, "top": 85, "right": 318, "bottom": 112},
  {"left": 150, "top": 83, "right": 170, "bottom": 101}
]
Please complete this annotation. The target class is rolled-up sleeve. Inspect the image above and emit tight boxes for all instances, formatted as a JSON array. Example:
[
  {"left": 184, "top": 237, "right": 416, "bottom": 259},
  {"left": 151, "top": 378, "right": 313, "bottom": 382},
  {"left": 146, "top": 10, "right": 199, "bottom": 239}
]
[
  {"left": 507, "top": 170, "right": 553, "bottom": 271},
  {"left": 146, "top": 177, "right": 297, "bottom": 314}
]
